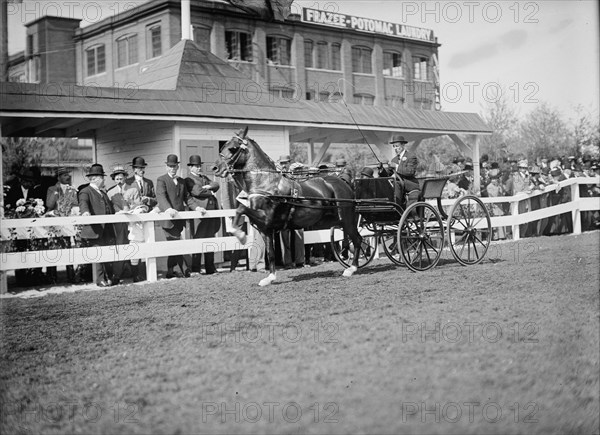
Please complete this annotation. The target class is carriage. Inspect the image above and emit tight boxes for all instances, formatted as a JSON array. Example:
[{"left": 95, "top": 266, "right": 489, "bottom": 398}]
[
  {"left": 329, "top": 176, "right": 492, "bottom": 272},
  {"left": 215, "top": 127, "right": 492, "bottom": 285}
]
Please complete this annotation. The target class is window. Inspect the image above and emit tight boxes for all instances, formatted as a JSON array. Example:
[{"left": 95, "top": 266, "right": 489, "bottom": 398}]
[
  {"left": 413, "top": 56, "right": 428, "bottom": 80},
  {"left": 331, "top": 43, "right": 341, "bottom": 70},
  {"left": 267, "top": 36, "right": 291, "bottom": 65},
  {"left": 354, "top": 94, "right": 374, "bottom": 105},
  {"left": 28, "top": 57, "right": 40, "bottom": 82},
  {"left": 319, "top": 91, "right": 343, "bottom": 103},
  {"left": 147, "top": 25, "right": 161, "bottom": 59},
  {"left": 304, "top": 40, "right": 313, "bottom": 68},
  {"left": 270, "top": 87, "right": 295, "bottom": 100},
  {"left": 193, "top": 26, "right": 211, "bottom": 51},
  {"left": 352, "top": 46, "right": 372, "bottom": 74},
  {"left": 316, "top": 41, "right": 329, "bottom": 69},
  {"left": 26, "top": 34, "right": 34, "bottom": 56},
  {"left": 117, "top": 34, "right": 138, "bottom": 67},
  {"left": 226, "top": 30, "right": 252, "bottom": 61},
  {"left": 383, "top": 52, "right": 402, "bottom": 77},
  {"left": 86, "top": 44, "right": 106, "bottom": 76},
  {"left": 386, "top": 96, "right": 404, "bottom": 108}
]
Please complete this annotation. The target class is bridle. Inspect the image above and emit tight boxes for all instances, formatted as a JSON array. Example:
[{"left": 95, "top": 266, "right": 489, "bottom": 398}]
[{"left": 218, "top": 134, "right": 249, "bottom": 174}]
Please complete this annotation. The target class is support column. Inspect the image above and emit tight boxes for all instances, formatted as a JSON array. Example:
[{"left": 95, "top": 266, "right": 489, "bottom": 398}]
[
  {"left": 373, "top": 42, "right": 384, "bottom": 106},
  {"left": 472, "top": 135, "right": 481, "bottom": 195}
]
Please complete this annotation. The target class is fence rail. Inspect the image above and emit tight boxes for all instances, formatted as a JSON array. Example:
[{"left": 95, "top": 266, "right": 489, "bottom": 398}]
[{"left": 1, "top": 177, "right": 599, "bottom": 292}]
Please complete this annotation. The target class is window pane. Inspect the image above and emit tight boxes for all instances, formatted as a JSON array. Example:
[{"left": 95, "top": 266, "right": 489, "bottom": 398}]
[
  {"left": 129, "top": 35, "right": 138, "bottom": 64},
  {"left": 316, "top": 41, "right": 328, "bottom": 69},
  {"left": 117, "top": 39, "right": 126, "bottom": 67},
  {"left": 194, "top": 27, "right": 210, "bottom": 51},
  {"left": 97, "top": 45, "right": 105, "bottom": 73},
  {"left": 150, "top": 26, "right": 161, "bottom": 58},
  {"left": 86, "top": 49, "right": 95, "bottom": 76},
  {"left": 352, "top": 47, "right": 360, "bottom": 72},
  {"left": 362, "top": 48, "right": 372, "bottom": 74},
  {"left": 304, "top": 40, "right": 313, "bottom": 67},
  {"left": 331, "top": 43, "right": 340, "bottom": 70}
]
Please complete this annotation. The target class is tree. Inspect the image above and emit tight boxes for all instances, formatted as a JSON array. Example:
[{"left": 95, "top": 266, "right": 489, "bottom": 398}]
[
  {"left": 520, "top": 102, "right": 572, "bottom": 161},
  {"left": 479, "top": 92, "right": 521, "bottom": 161},
  {"left": 571, "top": 105, "right": 600, "bottom": 160}
]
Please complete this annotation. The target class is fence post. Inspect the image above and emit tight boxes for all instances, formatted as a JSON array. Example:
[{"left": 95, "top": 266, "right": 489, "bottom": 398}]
[
  {"left": 571, "top": 181, "right": 581, "bottom": 235},
  {"left": 510, "top": 197, "right": 520, "bottom": 241},
  {"left": 144, "top": 221, "right": 158, "bottom": 282}
]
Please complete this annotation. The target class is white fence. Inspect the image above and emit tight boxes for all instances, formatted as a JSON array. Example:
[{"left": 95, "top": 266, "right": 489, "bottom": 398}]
[{"left": 1, "top": 177, "right": 599, "bottom": 292}]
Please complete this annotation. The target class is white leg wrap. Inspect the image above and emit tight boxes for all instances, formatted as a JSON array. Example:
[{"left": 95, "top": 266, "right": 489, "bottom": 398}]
[
  {"left": 342, "top": 265, "right": 357, "bottom": 277},
  {"left": 259, "top": 273, "right": 276, "bottom": 287},
  {"left": 233, "top": 230, "right": 247, "bottom": 245}
]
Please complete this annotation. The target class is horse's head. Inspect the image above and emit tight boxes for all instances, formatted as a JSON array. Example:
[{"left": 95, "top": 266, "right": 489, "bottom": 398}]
[{"left": 213, "top": 126, "right": 251, "bottom": 177}]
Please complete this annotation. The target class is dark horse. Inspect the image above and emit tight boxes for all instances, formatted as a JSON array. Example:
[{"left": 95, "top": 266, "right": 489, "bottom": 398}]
[{"left": 213, "top": 127, "right": 362, "bottom": 286}]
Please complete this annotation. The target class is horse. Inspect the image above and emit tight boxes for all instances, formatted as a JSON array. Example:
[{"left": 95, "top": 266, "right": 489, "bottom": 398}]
[{"left": 213, "top": 126, "right": 363, "bottom": 286}]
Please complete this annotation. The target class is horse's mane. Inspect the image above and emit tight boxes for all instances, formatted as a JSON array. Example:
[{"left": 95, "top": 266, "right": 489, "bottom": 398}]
[{"left": 245, "top": 136, "right": 278, "bottom": 171}]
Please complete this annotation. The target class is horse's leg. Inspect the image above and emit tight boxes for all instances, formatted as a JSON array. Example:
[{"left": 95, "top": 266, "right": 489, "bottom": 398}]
[
  {"left": 231, "top": 205, "right": 268, "bottom": 245},
  {"left": 259, "top": 231, "right": 277, "bottom": 286},
  {"left": 231, "top": 206, "right": 248, "bottom": 244},
  {"left": 342, "top": 207, "right": 361, "bottom": 277}
]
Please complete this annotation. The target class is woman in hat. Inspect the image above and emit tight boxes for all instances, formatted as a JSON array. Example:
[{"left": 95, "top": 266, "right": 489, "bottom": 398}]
[{"left": 185, "top": 154, "right": 221, "bottom": 275}]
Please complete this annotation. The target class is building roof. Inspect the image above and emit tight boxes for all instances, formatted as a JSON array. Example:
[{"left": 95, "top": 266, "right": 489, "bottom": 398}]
[
  {"left": 136, "top": 40, "right": 253, "bottom": 90},
  {"left": 1, "top": 38, "right": 491, "bottom": 138}
]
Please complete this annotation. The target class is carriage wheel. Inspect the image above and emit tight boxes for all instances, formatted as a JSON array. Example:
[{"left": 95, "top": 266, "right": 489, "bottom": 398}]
[
  {"left": 380, "top": 226, "right": 404, "bottom": 266},
  {"left": 447, "top": 195, "right": 492, "bottom": 266},
  {"left": 397, "top": 202, "right": 444, "bottom": 272},
  {"left": 330, "top": 225, "right": 377, "bottom": 269}
]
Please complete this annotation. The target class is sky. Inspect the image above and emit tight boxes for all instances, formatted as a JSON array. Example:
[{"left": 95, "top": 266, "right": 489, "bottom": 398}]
[{"left": 7, "top": 0, "right": 599, "bottom": 121}]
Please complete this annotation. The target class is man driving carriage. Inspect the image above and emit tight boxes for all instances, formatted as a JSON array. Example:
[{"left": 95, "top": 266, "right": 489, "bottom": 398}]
[{"left": 387, "top": 134, "right": 420, "bottom": 208}]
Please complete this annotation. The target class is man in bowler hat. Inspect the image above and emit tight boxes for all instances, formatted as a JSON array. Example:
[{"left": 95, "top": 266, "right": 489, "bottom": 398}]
[
  {"left": 185, "top": 155, "right": 221, "bottom": 274},
  {"left": 156, "top": 155, "right": 204, "bottom": 278},
  {"left": 79, "top": 164, "right": 121, "bottom": 287},
  {"left": 125, "top": 156, "right": 157, "bottom": 208}
]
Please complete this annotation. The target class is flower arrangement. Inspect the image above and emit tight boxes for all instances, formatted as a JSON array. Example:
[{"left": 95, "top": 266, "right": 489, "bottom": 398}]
[{"left": 4, "top": 198, "right": 45, "bottom": 219}]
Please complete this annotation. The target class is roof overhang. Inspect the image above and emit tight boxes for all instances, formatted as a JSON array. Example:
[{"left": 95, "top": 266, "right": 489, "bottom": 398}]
[{"left": 0, "top": 82, "right": 492, "bottom": 141}]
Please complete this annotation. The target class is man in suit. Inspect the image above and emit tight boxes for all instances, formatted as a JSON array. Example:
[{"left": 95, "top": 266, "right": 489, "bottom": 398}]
[
  {"left": 5, "top": 168, "right": 46, "bottom": 286},
  {"left": 125, "top": 156, "right": 157, "bottom": 208},
  {"left": 185, "top": 154, "right": 221, "bottom": 275},
  {"left": 78, "top": 164, "right": 119, "bottom": 287},
  {"left": 45, "top": 167, "right": 79, "bottom": 284},
  {"left": 389, "top": 134, "right": 419, "bottom": 208},
  {"left": 157, "top": 154, "right": 203, "bottom": 278}
]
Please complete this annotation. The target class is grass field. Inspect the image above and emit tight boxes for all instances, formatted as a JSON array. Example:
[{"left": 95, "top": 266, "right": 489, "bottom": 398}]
[{"left": 1, "top": 232, "right": 599, "bottom": 434}]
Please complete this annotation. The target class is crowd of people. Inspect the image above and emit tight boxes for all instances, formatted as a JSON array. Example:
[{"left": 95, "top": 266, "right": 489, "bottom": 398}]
[
  {"left": 4, "top": 154, "right": 221, "bottom": 287},
  {"left": 4, "top": 145, "right": 599, "bottom": 287}
]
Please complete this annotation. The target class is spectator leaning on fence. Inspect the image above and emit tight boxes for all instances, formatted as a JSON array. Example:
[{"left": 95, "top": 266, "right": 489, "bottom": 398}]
[
  {"left": 106, "top": 165, "right": 130, "bottom": 284},
  {"left": 185, "top": 154, "right": 221, "bottom": 275},
  {"left": 45, "top": 167, "right": 79, "bottom": 284},
  {"left": 78, "top": 164, "right": 121, "bottom": 288}
]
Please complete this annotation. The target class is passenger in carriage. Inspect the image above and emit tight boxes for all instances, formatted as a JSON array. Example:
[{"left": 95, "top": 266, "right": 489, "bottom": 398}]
[
  {"left": 335, "top": 158, "right": 354, "bottom": 186},
  {"left": 389, "top": 134, "right": 419, "bottom": 208}
]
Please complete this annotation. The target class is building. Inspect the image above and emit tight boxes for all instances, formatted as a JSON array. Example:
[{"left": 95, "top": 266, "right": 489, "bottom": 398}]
[{"left": 11, "top": 0, "right": 440, "bottom": 110}]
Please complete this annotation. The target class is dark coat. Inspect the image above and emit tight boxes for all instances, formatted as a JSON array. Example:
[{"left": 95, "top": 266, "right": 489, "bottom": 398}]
[
  {"left": 185, "top": 173, "right": 221, "bottom": 236},
  {"left": 4, "top": 183, "right": 44, "bottom": 208},
  {"left": 156, "top": 173, "right": 189, "bottom": 232},
  {"left": 391, "top": 150, "right": 419, "bottom": 192},
  {"left": 78, "top": 185, "right": 115, "bottom": 240}
]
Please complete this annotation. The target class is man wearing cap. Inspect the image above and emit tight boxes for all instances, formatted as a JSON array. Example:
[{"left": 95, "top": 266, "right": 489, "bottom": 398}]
[
  {"left": 278, "top": 155, "right": 291, "bottom": 172},
  {"left": 156, "top": 154, "right": 195, "bottom": 279},
  {"left": 79, "top": 164, "right": 119, "bottom": 287},
  {"left": 125, "top": 156, "right": 157, "bottom": 209},
  {"left": 388, "top": 134, "right": 419, "bottom": 207},
  {"left": 335, "top": 158, "right": 354, "bottom": 185},
  {"left": 185, "top": 154, "right": 221, "bottom": 275},
  {"left": 45, "top": 167, "right": 79, "bottom": 284}
]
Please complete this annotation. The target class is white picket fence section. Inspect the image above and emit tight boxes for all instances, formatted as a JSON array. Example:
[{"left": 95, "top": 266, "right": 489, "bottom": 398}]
[{"left": 1, "top": 177, "right": 598, "bottom": 292}]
